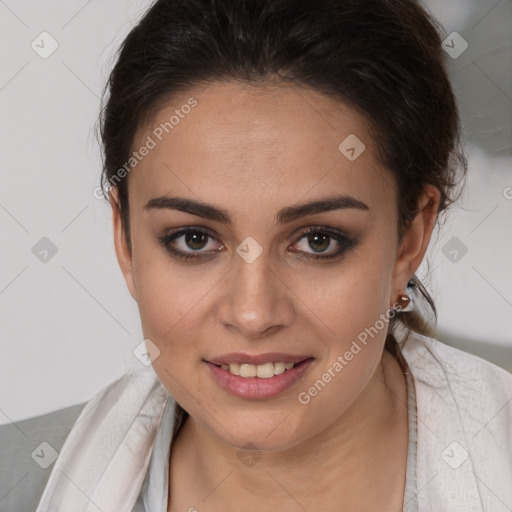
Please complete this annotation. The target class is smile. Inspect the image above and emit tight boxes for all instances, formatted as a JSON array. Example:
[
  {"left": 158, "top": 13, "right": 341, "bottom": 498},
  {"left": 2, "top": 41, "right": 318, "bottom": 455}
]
[
  {"left": 217, "top": 361, "right": 296, "bottom": 378},
  {"left": 205, "top": 357, "right": 315, "bottom": 399}
]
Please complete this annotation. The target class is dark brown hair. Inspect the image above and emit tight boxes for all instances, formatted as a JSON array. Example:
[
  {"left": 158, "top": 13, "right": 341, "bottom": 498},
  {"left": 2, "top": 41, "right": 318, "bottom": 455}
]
[{"left": 98, "top": 0, "right": 467, "bottom": 363}]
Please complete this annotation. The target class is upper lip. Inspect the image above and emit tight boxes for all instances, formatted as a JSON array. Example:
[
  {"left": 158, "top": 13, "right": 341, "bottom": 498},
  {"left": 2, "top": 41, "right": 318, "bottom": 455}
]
[{"left": 206, "top": 352, "right": 313, "bottom": 366}]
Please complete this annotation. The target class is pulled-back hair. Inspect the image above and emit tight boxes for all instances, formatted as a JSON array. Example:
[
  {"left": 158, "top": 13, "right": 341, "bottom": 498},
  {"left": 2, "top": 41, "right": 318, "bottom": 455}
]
[{"left": 99, "top": 0, "right": 467, "bottom": 365}]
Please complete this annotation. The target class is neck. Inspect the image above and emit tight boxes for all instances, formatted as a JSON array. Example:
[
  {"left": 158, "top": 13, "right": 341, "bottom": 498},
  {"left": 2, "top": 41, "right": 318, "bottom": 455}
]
[{"left": 169, "top": 350, "right": 408, "bottom": 511}]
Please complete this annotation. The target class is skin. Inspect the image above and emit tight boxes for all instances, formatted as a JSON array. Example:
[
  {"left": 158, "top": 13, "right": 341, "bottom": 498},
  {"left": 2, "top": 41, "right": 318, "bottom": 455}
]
[{"left": 112, "top": 81, "right": 440, "bottom": 511}]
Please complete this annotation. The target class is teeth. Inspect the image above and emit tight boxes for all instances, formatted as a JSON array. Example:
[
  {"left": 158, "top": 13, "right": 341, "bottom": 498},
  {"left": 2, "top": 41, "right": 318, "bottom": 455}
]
[
  {"left": 228, "top": 363, "right": 240, "bottom": 375},
  {"left": 273, "top": 362, "right": 286, "bottom": 375},
  {"left": 239, "top": 364, "right": 257, "bottom": 378},
  {"left": 256, "top": 363, "right": 274, "bottom": 379},
  {"left": 221, "top": 361, "right": 296, "bottom": 378}
]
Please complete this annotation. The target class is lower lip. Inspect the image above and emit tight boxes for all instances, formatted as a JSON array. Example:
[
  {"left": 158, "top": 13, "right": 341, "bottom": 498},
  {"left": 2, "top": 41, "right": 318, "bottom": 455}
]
[{"left": 205, "top": 359, "right": 314, "bottom": 399}]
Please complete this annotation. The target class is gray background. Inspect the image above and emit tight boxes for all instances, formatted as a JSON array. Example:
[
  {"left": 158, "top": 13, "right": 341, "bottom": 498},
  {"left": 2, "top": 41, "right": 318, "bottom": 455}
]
[{"left": 0, "top": 0, "right": 511, "bottom": 425}]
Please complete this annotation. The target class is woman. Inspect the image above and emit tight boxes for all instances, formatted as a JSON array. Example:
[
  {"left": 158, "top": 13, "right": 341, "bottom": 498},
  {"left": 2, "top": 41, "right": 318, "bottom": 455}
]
[{"left": 9, "top": 0, "right": 512, "bottom": 511}]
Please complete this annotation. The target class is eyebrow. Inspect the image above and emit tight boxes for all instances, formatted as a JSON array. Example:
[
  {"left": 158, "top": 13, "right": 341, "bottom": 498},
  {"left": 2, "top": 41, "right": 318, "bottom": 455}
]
[{"left": 143, "top": 194, "right": 369, "bottom": 224}]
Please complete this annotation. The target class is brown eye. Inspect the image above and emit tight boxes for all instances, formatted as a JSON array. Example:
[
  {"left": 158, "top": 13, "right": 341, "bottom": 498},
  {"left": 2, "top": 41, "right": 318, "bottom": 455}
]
[
  {"left": 306, "top": 232, "right": 331, "bottom": 253},
  {"left": 183, "top": 231, "right": 209, "bottom": 251},
  {"left": 158, "top": 225, "right": 356, "bottom": 263},
  {"left": 290, "top": 227, "right": 357, "bottom": 260},
  {"left": 158, "top": 227, "right": 223, "bottom": 262}
]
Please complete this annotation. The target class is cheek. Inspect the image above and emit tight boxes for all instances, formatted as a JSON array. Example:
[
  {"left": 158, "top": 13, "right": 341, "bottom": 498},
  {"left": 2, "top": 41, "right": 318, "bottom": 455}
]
[
  {"left": 292, "top": 272, "right": 395, "bottom": 438},
  {"left": 291, "top": 240, "right": 395, "bottom": 405},
  {"left": 133, "top": 261, "right": 211, "bottom": 402},
  {"left": 130, "top": 241, "right": 204, "bottom": 358},
  {"left": 299, "top": 240, "right": 394, "bottom": 340}
]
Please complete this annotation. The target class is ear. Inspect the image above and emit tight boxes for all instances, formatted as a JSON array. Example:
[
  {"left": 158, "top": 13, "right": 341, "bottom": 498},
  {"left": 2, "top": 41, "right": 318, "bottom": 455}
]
[
  {"left": 390, "top": 184, "right": 441, "bottom": 305},
  {"left": 110, "top": 188, "right": 138, "bottom": 301}
]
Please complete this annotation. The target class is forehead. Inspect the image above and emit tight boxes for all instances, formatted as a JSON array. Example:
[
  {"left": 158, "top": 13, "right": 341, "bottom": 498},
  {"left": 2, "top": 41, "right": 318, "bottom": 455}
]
[{"left": 128, "top": 81, "right": 395, "bottom": 218}]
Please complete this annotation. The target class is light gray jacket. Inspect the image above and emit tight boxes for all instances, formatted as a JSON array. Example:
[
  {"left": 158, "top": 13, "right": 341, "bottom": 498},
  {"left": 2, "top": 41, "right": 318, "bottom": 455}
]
[{"left": 0, "top": 403, "right": 86, "bottom": 512}]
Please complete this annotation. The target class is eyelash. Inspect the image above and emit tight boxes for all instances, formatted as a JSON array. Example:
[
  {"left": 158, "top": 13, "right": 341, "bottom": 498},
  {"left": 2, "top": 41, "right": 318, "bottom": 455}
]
[{"left": 157, "top": 226, "right": 357, "bottom": 263}]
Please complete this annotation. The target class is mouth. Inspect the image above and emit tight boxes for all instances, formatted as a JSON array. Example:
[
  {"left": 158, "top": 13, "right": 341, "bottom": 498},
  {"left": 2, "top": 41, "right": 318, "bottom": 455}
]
[
  {"left": 204, "top": 355, "right": 315, "bottom": 399},
  {"left": 212, "top": 359, "right": 305, "bottom": 378}
]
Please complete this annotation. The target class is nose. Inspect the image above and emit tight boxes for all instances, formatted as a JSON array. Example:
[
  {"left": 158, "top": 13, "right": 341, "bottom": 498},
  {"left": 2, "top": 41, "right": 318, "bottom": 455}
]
[{"left": 216, "top": 251, "right": 295, "bottom": 339}]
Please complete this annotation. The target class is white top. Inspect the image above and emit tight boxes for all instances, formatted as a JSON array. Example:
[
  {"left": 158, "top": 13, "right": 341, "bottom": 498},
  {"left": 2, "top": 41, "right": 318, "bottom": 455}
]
[{"left": 35, "top": 331, "right": 512, "bottom": 512}]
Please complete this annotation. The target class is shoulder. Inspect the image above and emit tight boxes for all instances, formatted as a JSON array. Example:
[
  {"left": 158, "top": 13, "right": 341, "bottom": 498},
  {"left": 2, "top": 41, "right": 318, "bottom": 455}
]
[
  {"left": 403, "top": 330, "right": 512, "bottom": 423},
  {"left": 402, "top": 331, "right": 512, "bottom": 509},
  {"left": 403, "top": 330, "right": 512, "bottom": 397},
  {"left": 0, "top": 403, "right": 87, "bottom": 512}
]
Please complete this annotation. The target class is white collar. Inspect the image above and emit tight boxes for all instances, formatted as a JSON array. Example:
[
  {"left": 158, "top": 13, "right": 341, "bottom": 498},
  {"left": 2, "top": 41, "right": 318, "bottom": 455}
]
[{"left": 35, "top": 365, "right": 171, "bottom": 512}]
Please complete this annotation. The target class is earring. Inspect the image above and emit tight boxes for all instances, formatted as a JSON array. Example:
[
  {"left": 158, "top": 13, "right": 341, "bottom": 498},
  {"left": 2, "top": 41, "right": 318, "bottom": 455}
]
[{"left": 395, "top": 292, "right": 413, "bottom": 312}]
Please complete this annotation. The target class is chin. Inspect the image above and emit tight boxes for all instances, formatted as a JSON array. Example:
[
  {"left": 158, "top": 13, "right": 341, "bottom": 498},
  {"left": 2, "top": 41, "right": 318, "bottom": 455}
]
[
  {"left": 212, "top": 412, "right": 306, "bottom": 452},
  {"left": 227, "top": 433, "right": 298, "bottom": 453}
]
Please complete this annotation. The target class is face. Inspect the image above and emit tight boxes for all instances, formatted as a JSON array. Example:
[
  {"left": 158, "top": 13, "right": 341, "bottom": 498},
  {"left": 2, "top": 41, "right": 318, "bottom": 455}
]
[{"left": 113, "top": 82, "right": 437, "bottom": 451}]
